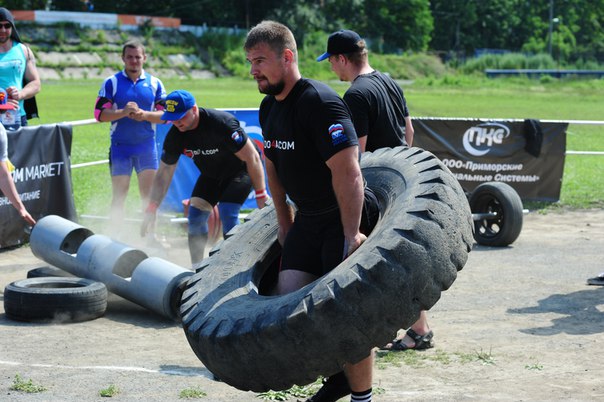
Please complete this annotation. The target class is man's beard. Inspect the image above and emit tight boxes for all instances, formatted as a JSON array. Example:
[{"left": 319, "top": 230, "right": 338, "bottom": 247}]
[{"left": 259, "top": 79, "right": 285, "bottom": 96}]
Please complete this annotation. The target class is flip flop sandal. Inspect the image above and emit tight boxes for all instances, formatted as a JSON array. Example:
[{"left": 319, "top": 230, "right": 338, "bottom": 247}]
[
  {"left": 407, "top": 329, "right": 435, "bottom": 350},
  {"left": 380, "top": 329, "right": 435, "bottom": 351}
]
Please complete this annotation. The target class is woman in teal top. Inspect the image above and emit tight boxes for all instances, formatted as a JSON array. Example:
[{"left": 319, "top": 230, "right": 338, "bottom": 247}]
[{"left": 0, "top": 8, "right": 41, "bottom": 128}]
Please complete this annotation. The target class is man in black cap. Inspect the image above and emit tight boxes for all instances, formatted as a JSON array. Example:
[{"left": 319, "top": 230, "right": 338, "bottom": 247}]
[
  {"left": 312, "top": 28, "right": 431, "bottom": 401},
  {"left": 0, "top": 7, "right": 41, "bottom": 129},
  {"left": 317, "top": 29, "right": 414, "bottom": 149}
]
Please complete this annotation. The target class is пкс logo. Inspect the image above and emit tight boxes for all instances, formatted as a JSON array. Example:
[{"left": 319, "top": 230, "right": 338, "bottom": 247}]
[{"left": 462, "top": 122, "right": 510, "bottom": 156}]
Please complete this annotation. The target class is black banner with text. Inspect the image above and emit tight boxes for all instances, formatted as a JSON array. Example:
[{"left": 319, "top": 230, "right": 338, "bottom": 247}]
[
  {"left": 413, "top": 118, "right": 568, "bottom": 202},
  {"left": 1, "top": 124, "right": 77, "bottom": 248}
]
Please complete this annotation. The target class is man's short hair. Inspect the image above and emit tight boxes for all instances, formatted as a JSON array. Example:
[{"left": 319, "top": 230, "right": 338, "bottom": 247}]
[
  {"left": 244, "top": 20, "right": 297, "bottom": 61},
  {"left": 122, "top": 40, "right": 146, "bottom": 57},
  {"left": 345, "top": 39, "right": 369, "bottom": 66}
]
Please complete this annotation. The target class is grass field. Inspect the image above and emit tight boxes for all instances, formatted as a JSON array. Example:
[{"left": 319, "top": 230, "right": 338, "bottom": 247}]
[{"left": 32, "top": 76, "right": 604, "bottom": 217}]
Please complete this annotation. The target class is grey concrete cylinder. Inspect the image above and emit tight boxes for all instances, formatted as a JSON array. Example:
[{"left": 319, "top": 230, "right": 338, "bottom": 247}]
[
  {"left": 30, "top": 215, "right": 193, "bottom": 320},
  {"left": 29, "top": 214, "right": 93, "bottom": 272}
]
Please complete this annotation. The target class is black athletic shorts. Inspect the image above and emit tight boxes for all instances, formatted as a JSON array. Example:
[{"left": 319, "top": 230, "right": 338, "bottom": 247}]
[
  {"left": 191, "top": 170, "right": 252, "bottom": 206},
  {"left": 281, "top": 208, "right": 345, "bottom": 277},
  {"left": 281, "top": 187, "right": 380, "bottom": 276}
]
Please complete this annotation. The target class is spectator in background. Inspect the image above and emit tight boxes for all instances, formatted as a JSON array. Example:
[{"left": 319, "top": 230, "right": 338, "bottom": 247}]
[
  {"left": 318, "top": 30, "right": 414, "bottom": 149},
  {"left": 0, "top": 7, "right": 41, "bottom": 130},
  {"left": 140, "top": 90, "right": 268, "bottom": 266},
  {"left": 318, "top": 30, "right": 433, "bottom": 355},
  {"left": 0, "top": 89, "right": 35, "bottom": 226},
  {"left": 94, "top": 40, "right": 167, "bottom": 230}
]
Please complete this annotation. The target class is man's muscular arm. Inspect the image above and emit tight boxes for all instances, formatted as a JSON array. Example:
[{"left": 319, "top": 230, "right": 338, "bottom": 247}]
[
  {"left": 265, "top": 158, "right": 294, "bottom": 245},
  {"left": 140, "top": 161, "right": 177, "bottom": 236},
  {"left": 235, "top": 139, "right": 269, "bottom": 208},
  {"left": 326, "top": 146, "right": 366, "bottom": 256}
]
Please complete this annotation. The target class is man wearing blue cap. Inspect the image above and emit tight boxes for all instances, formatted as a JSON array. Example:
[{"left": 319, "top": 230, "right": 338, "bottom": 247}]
[{"left": 140, "top": 89, "right": 268, "bottom": 265}]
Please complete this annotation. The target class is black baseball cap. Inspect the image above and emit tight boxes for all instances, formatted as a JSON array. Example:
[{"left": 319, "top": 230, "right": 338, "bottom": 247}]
[{"left": 316, "top": 30, "right": 362, "bottom": 62}]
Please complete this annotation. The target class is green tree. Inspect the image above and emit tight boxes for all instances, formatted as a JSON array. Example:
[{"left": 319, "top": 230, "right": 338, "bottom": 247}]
[
  {"left": 267, "top": 1, "right": 326, "bottom": 47},
  {"left": 47, "top": 0, "right": 93, "bottom": 11},
  {"left": 2, "top": 0, "right": 47, "bottom": 9},
  {"left": 361, "top": 0, "right": 433, "bottom": 53},
  {"left": 429, "top": 0, "right": 478, "bottom": 53},
  {"left": 559, "top": 0, "right": 604, "bottom": 62},
  {"left": 473, "top": 0, "right": 523, "bottom": 50},
  {"left": 430, "top": 0, "right": 526, "bottom": 54},
  {"left": 516, "top": 0, "right": 582, "bottom": 65},
  {"left": 429, "top": 0, "right": 601, "bottom": 64},
  {"left": 93, "top": 0, "right": 282, "bottom": 29},
  {"left": 26, "top": 0, "right": 604, "bottom": 65},
  {"left": 92, "top": 0, "right": 177, "bottom": 19},
  {"left": 318, "top": 0, "right": 365, "bottom": 32}
]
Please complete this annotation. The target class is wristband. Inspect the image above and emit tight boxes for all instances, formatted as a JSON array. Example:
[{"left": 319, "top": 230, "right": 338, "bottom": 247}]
[
  {"left": 146, "top": 201, "right": 159, "bottom": 213},
  {"left": 255, "top": 189, "right": 268, "bottom": 199}
]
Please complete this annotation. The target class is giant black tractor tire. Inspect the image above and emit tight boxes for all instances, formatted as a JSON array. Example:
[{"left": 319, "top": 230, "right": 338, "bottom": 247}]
[
  {"left": 470, "top": 181, "right": 524, "bottom": 247},
  {"left": 180, "top": 146, "right": 474, "bottom": 392},
  {"left": 4, "top": 277, "right": 107, "bottom": 323}
]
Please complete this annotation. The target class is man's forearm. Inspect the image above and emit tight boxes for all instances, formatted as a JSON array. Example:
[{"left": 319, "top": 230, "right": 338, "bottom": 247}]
[
  {"left": 327, "top": 147, "right": 364, "bottom": 239},
  {"left": 148, "top": 163, "right": 176, "bottom": 206},
  {"left": 20, "top": 80, "right": 41, "bottom": 100}
]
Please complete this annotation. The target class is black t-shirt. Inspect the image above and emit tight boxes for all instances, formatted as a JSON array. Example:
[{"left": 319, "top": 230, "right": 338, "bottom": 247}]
[
  {"left": 161, "top": 108, "right": 248, "bottom": 179},
  {"left": 260, "top": 78, "right": 358, "bottom": 215},
  {"left": 344, "top": 70, "right": 410, "bottom": 151}
]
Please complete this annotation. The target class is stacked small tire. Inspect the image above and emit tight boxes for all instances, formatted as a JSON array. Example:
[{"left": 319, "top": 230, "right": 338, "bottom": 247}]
[{"left": 4, "top": 266, "right": 107, "bottom": 323}]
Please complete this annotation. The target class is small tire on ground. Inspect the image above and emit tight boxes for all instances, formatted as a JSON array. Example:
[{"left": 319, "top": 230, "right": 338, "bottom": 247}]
[
  {"left": 27, "top": 265, "right": 75, "bottom": 278},
  {"left": 470, "top": 182, "right": 523, "bottom": 247},
  {"left": 180, "top": 146, "right": 474, "bottom": 392},
  {"left": 4, "top": 277, "right": 107, "bottom": 323}
]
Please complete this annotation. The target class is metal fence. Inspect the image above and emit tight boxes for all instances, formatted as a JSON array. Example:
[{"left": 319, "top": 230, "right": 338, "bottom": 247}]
[{"left": 63, "top": 117, "right": 604, "bottom": 172}]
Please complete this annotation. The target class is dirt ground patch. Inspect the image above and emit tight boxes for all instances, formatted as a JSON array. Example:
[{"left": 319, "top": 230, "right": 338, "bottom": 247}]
[{"left": 1, "top": 209, "right": 603, "bottom": 401}]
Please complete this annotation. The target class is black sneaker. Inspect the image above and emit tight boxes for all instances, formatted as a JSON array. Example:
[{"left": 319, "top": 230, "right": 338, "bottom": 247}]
[{"left": 306, "top": 371, "right": 351, "bottom": 402}]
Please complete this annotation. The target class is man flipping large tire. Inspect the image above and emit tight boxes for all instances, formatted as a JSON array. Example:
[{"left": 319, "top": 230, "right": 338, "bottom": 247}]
[{"left": 180, "top": 146, "right": 474, "bottom": 392}]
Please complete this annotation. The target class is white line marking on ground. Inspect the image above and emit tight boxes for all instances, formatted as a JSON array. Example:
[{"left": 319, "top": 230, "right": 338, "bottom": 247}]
[{"left": 0, "top": 360, "right": 205, "bottom": 377}]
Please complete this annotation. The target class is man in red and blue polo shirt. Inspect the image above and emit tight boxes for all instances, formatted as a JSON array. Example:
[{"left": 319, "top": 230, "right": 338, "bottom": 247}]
[{"left": 94, "top": 40, "right": 167, "bottom": 230}]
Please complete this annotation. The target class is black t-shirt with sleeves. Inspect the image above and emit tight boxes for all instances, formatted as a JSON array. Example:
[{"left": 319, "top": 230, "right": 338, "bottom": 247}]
[
  {"left": 343, "top": 70, "right": 410, "bottom": 150},
  {"left": 260, "top": 78, "right": 358, "bottom": 215},
  {"left": 161, "top": 108, "right": 249, "bottom": 180}
]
